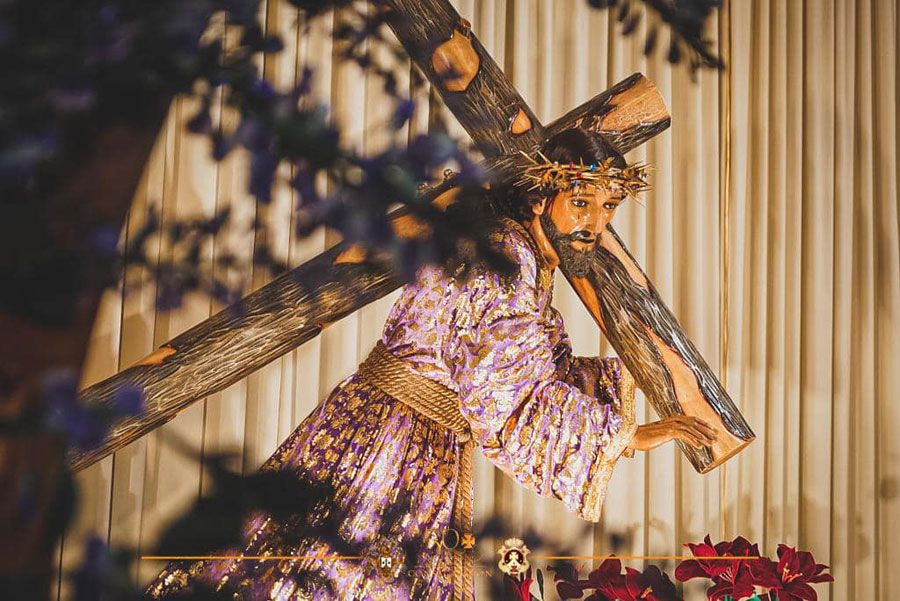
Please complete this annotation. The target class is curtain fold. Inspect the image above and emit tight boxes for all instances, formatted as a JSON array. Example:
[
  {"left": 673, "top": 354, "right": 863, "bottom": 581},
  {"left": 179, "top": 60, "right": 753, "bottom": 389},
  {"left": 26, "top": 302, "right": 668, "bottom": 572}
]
[{"left": 57, "top": 1, "right": 899, "bottom": 599}]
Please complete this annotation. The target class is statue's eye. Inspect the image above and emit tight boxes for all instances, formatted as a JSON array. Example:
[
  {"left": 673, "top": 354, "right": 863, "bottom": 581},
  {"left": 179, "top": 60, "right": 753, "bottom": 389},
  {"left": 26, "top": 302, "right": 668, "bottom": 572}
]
[
  {"left": 603, "top": 202, "right": 618, "bottom": 210},
  {"left": 572, "top": 198, "right": 588, "bottom": 208}
]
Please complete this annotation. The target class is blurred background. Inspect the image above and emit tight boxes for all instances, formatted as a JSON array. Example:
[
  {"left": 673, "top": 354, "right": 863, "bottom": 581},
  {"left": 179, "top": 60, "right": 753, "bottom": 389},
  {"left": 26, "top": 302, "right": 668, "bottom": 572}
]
[{"left": 55, "top": 1, "right": 898, "bottom": 599}]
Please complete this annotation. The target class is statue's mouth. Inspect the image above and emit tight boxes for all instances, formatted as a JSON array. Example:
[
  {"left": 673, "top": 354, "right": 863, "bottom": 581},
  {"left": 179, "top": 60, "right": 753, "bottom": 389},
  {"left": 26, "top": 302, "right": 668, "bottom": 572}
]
[{"left": 569, "top": 230, "right": 596, "bottom": 245}]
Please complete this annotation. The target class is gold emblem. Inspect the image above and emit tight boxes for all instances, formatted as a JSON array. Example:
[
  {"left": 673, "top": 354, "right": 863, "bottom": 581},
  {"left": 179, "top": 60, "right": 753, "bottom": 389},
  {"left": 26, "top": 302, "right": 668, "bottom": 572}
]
[
  {"left": 365, "top": 537, "right": 404, "bottom": 581},
  {"left": 497, "top": 537, "right": 530, "bottom": 577}
]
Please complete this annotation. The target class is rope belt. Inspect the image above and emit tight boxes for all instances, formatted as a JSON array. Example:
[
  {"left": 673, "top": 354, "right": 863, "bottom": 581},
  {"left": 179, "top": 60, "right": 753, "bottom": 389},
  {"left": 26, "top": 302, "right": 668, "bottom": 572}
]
[{"left": 358, "top": 341, "right": 476, "bottom": 601}]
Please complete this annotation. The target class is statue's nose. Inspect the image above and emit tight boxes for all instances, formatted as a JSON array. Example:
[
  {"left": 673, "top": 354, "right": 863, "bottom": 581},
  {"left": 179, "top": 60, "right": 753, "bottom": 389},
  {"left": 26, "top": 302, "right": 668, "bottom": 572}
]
[{"left": 583, "top": 209, "right": 606, "bottom": 236}]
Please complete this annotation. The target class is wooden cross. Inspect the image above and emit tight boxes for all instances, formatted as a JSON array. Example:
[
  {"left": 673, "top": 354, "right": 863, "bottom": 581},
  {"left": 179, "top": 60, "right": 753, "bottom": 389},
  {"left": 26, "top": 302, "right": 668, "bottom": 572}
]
[{"left": 73, "top": 0, "right": 753, "bottom": 473}]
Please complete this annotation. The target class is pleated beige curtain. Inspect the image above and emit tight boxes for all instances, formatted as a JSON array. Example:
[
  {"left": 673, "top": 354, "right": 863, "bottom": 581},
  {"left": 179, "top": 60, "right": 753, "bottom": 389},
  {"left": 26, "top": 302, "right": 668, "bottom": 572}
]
[
  {"left": 724, "top": 2, "right": 899, "bottom": 600},
  {"left": 56, "top": 1, "right": 899, "bottom": 600}
]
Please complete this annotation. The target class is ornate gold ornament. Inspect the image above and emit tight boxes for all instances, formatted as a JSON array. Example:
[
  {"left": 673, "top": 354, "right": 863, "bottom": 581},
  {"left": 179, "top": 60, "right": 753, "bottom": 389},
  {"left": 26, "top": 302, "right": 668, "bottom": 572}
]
[{"left": 497, "top": 537, "right": 530, "bottom": 577}]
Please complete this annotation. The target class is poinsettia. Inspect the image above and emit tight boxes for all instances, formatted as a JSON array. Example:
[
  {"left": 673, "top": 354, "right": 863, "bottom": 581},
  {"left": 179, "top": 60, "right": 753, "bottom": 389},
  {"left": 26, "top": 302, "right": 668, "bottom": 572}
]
[
  {"left": 765, "top": 544, "right": 833, "bottom": 600},
  {"left": 675, "top": 535, "right": 766, "bottom": 600}
]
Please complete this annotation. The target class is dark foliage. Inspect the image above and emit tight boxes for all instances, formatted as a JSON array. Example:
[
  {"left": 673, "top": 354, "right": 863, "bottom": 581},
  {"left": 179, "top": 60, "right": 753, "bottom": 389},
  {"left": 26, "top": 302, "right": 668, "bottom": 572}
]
[
  {"left": 0, "top": 0, "right": 721, "bottom": 596},
  {"left": 587, "top": 0, "right": 724, "bottom": 79},
  {"left": 0, "top": 0, "right": 490, "bottom": 332}
]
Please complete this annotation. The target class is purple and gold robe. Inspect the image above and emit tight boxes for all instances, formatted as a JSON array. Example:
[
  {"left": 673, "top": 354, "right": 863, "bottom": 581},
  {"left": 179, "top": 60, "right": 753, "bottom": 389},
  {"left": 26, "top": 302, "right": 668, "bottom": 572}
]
[{"left": 146, "top": 219, "right": 637, "bottom": 600}]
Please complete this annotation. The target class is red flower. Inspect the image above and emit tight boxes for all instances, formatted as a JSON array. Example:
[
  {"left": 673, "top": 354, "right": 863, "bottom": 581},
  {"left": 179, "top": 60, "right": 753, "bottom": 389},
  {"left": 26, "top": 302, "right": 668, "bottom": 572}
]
[
  {"left": 746, "top": 556, "right": 781, "bottom": 591},
  {"left": 552, "top": 562, "right": 591, "bottom": 599},
  {"left": 675, "top": 535, "right": 764, "bottom": 600},
  {"left": 598, "top": 565, "right": 681, "bottom": 600},
  {"left": 587, "top": 557, "right": 624, "bottom": 591},
  {"left": 767, "top": 545, "right": 834, "bottom": 600},
  {"left": 508, "top": 567, "right": 535, "bottom": 601},
  {"left": 553, "top": 558, "right": 682, "bottom": 601}
]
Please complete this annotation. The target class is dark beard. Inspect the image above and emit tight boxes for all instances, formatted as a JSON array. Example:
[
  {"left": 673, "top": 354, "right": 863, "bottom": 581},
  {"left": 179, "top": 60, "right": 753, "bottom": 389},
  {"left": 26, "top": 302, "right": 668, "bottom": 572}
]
[{"left": 539, "top": 213, "right": 595, "bottom": 277}]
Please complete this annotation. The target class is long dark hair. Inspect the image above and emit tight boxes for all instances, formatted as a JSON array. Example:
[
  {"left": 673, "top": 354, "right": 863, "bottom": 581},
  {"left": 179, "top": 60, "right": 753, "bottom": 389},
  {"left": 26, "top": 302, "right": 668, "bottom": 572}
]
[{"left": 495, "top": 128, "right": 627, "bottom": 222}]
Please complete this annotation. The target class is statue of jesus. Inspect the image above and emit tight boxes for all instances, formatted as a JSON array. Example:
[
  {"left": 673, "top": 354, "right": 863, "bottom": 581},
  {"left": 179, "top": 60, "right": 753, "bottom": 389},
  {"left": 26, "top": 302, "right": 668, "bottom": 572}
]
[{"left": 146, "top": 128, "right": 718, "bottom": 601}]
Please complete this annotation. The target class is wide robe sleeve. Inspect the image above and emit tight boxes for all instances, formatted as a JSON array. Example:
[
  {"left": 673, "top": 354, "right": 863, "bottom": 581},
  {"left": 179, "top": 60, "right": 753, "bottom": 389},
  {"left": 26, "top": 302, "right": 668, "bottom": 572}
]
[{"left": 447, "top": 235, "right": 638, "bottom": 522}]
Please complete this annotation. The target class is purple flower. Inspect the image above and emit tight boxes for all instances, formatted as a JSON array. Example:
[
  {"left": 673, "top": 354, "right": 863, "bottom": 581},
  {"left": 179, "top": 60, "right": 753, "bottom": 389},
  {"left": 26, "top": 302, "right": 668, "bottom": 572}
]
[
  {"left": 249, "top": 149, "right": 278, "bottom": 203},
  {"left": 296, "top": 66, "right": 314, "bottom": 97},
  {"left": 112, "top": 385, "right": 144, "bottom": 416},
  {"left": 210, "top": 280, "right": 240, "bottom": 306},
  {"left": 46, "top": 87, "right": 96, "bottom": 112},
  {"left": 261, "top": 35, "right": 284, "bottom": 53},
  {"left": 89, "top": 225, "right": 120, "bottom": 257},
  {"left": 72, "top": 536, "right": 108, "bottom": 601},
  {"left": 288, "top": 0, "right": 345, "bottom": 18},
  {"left": 212, "top": 131, "right": 235, "bottom": 160},
  {"left": 407, "top": 133, "right": 457, "bottom": 168},
  {"left": 0, "top": 132, "right": 60, "bottom": 177},
  {"left": 391, "top": 99, "right": 416, "bottom": 130},
  {"left": 43, "top": 370, "right": 79, "bottom": 413},
  {"left": 233, "top": 117, "right": 265, "bottom": 148},
  {"left": 187, "top": 107, "right": 213, "bottom": 134},
  {"left": 222, "top": 0, "right": 260, "bottom": 26},
  {"left": 291, "top": 166, "right": 320, "bottom": 206},
  {"left": 43, "top": 370, "right": 107, "bottom": 452},
  {"left": 156, "top": 279, "right": 184, "bottom": 311},
  {"left": 250, "top": 78, "right": 277, "bottom": 99}
]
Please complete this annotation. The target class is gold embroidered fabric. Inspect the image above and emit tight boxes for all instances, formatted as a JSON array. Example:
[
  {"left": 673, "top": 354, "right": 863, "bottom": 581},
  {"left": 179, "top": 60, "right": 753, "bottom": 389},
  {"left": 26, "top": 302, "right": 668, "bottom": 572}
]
[
  {"left": 144, "top": 218, "right": 638, "bottom": 601},
  {"left": 358, "top": 341, "right": 476, "bottom": 601}
]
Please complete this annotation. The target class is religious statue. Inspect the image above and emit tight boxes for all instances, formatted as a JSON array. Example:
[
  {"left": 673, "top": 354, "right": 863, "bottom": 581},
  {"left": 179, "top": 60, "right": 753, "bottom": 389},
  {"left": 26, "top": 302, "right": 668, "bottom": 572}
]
[{"left": 145, "top": 128, "right": 719, "bottom": 601}]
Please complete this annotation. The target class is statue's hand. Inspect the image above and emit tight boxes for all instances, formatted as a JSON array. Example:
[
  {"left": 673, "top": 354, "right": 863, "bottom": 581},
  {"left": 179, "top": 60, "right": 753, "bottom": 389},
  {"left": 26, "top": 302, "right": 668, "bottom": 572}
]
[{"left": 627, "top": 416, "right": 717, "bottom": 452}]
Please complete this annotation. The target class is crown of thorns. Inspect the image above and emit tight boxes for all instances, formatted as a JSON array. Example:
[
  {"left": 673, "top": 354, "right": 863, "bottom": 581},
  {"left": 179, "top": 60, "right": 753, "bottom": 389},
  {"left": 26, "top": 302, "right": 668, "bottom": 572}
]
[{"left": 516, "top": 150, "right": 651, "bottom": 198}]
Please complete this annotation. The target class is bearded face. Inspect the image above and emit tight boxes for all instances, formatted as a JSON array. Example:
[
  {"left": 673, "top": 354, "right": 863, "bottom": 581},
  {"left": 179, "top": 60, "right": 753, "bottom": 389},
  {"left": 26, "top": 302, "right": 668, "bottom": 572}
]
[
  {"left": 539, "top": 211, "right": 595, "bottom": 277},
  {"left": 537, "top": 186, "right": 624, "bottom": 277}
]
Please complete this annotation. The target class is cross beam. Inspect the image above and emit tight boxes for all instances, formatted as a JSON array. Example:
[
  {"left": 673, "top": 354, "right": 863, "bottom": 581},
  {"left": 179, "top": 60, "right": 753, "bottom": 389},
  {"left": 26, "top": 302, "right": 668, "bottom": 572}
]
[
  {"left": 71, "top": 72, "right": 666, "bottom": 471},
  {"left": 73, "top": 0, "right": 752, "bottom": 474},
  {"left": 386, "top": 0, "right": 753, "bottom": 473}
]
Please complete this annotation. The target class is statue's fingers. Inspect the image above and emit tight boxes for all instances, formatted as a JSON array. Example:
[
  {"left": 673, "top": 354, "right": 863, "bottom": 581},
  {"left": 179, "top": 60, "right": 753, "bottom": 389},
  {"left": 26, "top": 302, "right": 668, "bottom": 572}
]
[
  {"left": 683, "top": 415, "right": 712, "bottom": 429},
  {"left": 678, "top": 428, "right": 705, "bottom": 449},
  {"left": 686, "top": 435, "right": 706, "bottom": 449},
  {"left": 685, "top": 425, "right": 713, "bottom": 448},
  {"left": 695, "top": 419, "right": 718, "bottom": 438},
  {"left": 682, "top": 417, "right": 717, "bottom": 442},
  {"left": 693, "top": 424, "right": 716, "bottom": 444},
  {"left": 690, "top": 420, "right": 717, "bottom": 442}
]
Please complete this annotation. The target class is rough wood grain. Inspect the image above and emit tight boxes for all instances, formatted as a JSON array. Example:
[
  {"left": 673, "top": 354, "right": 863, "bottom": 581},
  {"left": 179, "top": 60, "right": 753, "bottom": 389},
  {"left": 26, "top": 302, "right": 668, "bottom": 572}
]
[
  {"left": 384, "top": 0, "right": 544, "bottom": 156},
  {"left": 562, "top": 227, "right": 755, "bottom": 473},
  {"left": 486, "top": 73, "right": 671, "bottom": 185},
  {"left": 388, "top": 6, "right": 746, "bottom": 473},
  {"left": 74, "top": 0, "right": 752, "bottom": 476},
  {"left": 71, "top": 74, "right": 670, "bottom": 472},
  {"left": 70, "top": 246, "right": 402, "bottom": 471},
  {"left": 544, "top": 72, "right": 671, "bottom": 154}
]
